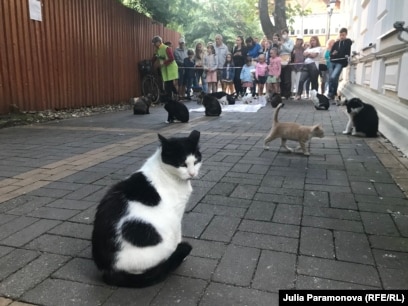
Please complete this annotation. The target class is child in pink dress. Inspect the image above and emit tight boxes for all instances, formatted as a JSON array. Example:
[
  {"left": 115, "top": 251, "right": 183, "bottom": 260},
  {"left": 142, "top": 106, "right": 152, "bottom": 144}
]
[
  {"left": 255, "top": 54, "right": 268, "bottom": 96},
  {"left": 266, "top": 48, "right": 281, "bottom": 94}
]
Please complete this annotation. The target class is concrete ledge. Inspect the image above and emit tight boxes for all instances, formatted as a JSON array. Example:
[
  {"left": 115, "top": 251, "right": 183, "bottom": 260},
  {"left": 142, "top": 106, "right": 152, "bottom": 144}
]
[{"left": 341, "top": 84, "right": 408, "bottom": 157}]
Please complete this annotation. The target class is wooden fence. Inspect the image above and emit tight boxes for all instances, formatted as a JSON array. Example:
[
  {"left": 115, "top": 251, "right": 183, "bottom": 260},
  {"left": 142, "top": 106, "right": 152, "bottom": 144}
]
[{"left": 0, "top": 0, "right": 180, "bottom": 114}]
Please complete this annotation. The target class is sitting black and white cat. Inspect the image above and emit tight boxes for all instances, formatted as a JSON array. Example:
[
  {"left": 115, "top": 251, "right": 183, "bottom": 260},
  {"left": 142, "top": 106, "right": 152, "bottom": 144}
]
[
  {"left": 267, "top": 92, "right": 282, "bottom": 108},
  {"left": 132, "top": 94, "right": 153, "bottom": 115},
  {"left": 92, "top": 130, "right": 202, "bottom": 288},
  {"left": 164, "top": 99, "right": 189, "bottom": 123},
  {"left": 208, "top": 91, "right": 236, "bottom": 105},
  {"left": 310, "top": 90, "right": 330, "bottom": 110},
  {"left": 199, "top": 93, "right": 222, "bottom": 116},
  {"left": 342, "top": 97, "right": 379, "bottom": 137}
]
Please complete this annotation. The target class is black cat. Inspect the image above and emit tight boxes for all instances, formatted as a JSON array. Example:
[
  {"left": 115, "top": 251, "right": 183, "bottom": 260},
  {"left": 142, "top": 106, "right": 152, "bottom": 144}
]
[
  {"left": 201, "top": 94, "right": 222, "bottom": 116},
  {"left": 164, "top": 100, "right": 189, "bottom": 123},
  {"left": 267, "top": 93, "right": 282, "bottom": 108},
  {"left": 343, "top": 97, "right": 379, "bottom": 137}
]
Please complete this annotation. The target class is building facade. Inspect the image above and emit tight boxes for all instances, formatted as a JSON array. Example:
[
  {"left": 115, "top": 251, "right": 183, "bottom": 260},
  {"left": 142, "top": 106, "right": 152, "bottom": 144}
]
[{"left": 341, "top": 0, "right": 408, "bottom": 156}]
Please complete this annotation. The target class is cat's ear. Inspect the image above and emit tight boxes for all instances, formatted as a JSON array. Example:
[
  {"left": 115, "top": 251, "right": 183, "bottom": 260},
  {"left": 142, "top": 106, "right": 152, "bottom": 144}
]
[
  {"left": 313, "top": 124, "right": 323, "bottom": 130},
  {"left": 188, "top": 130, "right": 200, "bottom": 145},
  {"left": 158, "top": 134, "right": 168, "bottom": 145}
]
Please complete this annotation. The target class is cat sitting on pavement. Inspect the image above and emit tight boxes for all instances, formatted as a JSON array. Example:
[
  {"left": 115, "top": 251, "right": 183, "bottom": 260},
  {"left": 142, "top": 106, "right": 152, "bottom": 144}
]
[
  {"left": 342, "top": 97, "right": 379, "bottom": 137},
  {"left": 131, "top": 94, "right": 153, "bottom": 115},
  {"left": 310, "top": 89, "right": 330, "bottom": 110},
  {"left": 164, "top": 99, "right": 189, "bottom": 123},
  {"left": 92, "top": 130, "right": 202, "bottom": 288},
  {"left": 264, "top": 103, "right": 325, "bottom": 156}
]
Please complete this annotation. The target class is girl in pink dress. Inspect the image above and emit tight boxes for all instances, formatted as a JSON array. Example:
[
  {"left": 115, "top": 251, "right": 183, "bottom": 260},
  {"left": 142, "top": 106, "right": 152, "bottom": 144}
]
[
  {"left": 255, "top": 54, "right": 268, "bottom": 96},
  {"left": 266, "top": 48, "right": 281, "bottom": 94}
]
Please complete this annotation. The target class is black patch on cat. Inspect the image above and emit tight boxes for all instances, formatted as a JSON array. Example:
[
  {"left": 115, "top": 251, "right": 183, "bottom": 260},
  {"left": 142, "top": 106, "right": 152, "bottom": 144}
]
[
  {"left": 121, "top": 220, "right": 162, "bottom": 247},
  {"left": 164, "top": 100, "right": 189, "bottom": 123},
  {"left": 119, "top": 172, "right": 161, "bottom": 206},
  {"left": 201, "top": 94, "right": 221, "bottom": 116},
  {"left": 158, "top": 130, "right": 201, "bottom": 168},
  {"left": 345, "top": 98, "right": 379, "bottom": 137}
]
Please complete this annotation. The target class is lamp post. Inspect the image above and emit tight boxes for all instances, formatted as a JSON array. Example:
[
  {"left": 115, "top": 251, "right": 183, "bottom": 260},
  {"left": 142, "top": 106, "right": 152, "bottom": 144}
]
[{"left": 326, "top": 0, "right": 336, "bottom": 43}]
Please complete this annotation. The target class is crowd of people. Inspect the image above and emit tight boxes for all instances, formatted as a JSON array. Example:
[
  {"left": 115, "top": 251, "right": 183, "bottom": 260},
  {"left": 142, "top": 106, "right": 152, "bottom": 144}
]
[{"left": 151, "top": 28, "right": 352, "bottom": 102}]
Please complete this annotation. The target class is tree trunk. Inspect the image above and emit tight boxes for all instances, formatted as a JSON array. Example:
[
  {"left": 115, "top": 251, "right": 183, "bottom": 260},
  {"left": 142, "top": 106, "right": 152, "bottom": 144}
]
[{"left": 258, "top": 0, "right": 287, "bottom": 40}]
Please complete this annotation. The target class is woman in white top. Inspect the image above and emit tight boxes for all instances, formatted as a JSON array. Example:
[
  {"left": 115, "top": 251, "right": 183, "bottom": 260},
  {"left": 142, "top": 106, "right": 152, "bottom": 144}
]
[{"left": 294, "top": 36, "right": 321, "bottom": 100}]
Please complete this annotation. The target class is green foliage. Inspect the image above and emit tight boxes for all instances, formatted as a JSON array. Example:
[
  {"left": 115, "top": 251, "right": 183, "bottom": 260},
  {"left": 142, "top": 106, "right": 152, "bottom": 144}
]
[
  {"left": 286, "top": 3, "right": 311, "bottom": 31},
  {"left": 120, "top": 0, "right": 263, "bottom": 49}
]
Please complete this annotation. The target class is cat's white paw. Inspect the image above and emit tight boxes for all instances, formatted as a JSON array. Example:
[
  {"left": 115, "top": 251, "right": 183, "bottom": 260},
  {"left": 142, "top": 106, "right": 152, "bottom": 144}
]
[
  {"left": 342, "top": 130, "right": 351, "bottom": 135},
  {"left": 303, "top": 152, "right": 310, "bottom": 156},
  {"left": 263, "top": 145, "right": 270, "bottom": 150}
]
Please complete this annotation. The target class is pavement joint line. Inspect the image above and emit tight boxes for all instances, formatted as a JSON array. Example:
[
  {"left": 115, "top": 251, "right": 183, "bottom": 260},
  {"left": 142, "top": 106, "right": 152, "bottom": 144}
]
[{"left": 0, "top": 117, "right": 211, "bottom": 204}]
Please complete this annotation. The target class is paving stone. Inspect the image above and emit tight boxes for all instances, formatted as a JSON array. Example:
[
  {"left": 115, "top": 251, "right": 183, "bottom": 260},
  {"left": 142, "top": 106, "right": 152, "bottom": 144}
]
[
  {"left": 303, "top": 190, "right": 329, "bottom": 207},
  {"left": 254, "top": 193, "right": 303, "bottom": 205},
  {"left": 213, "top": 245, "right": 260, "bottom": 286},
  {"left": 27, "top": 207, "right": 80, "bottom": 221},
  {"left": 25, "top": 234, "right": 89, "bottom": 256},
  {"left": 372, "top": 249, "right": 408, "bottom": 269},
  {"left": 303, "top": 206, "right": 360, "bottom": 220},
  {"left": 239, "top": 219, "right": 299, "bottom": 238},
  {"left": 302, "top": 215, "right": 364, "bottom": 232},
  {"left": 0, "top": 214, "right": 17, "bottom": 226},
  {"left": 334, "top": 231, "right": 374, "bottom": 265},
  {"left": 0, "top": 216, "right": 39, "bottom": 241},
  {"left": 22, "top": 278, "right": 114, "bottom": 306},
  {"left": 369, "top": 235, "right": 408, "bottom": 252},
  {"left": 200, "top": 194, "right": 252, "bottom": 208},
  {"left": 68, "top": 206, "right": 96, "bottom": 224},
  {"left": 297, "top": 255, "right": 380, "bottom": 287},
  {"left": 52, "top": 258, "right": 104, "bottom": 286},
  {"left": 175, "top": 255, "right": 218, "bottom": 280},
  {"left": 360, "top": 211, "right": 400, "bottom": 236},
  {"left": 182, "top": 212, "right": 213, "bottom": 239},
  {"left": 232, "top": 231, "right": 298, "bottom": 253},
  {"left": 392, "top": 213, "right": 408, "bottom": 237},
  {"left": 272, "top": 204, "right": 302, "bottom": 225},
  {"left": 0, "top": 246, "right": 13, "bottom": 258},
  {"left": 230, "top": 184, "right": 259, "bottom": 200},
  {"left": 201, "top": 283, "right": 278, "bottom": 306},
  {"left": 300, "top": 227, "right": 334, "bottom": 259},
  {"left": 201, "top": 216, "right": 241, "bottom": 242},
  {"left": 296, "top": 275, "right": 379, "bottom": 289},
  {"left": 252, "top": 250, "right": 297, "bottom": 291},
  {"left": 46, "top": 198, "right": 96, "bottom": 210},
  {"left": 103, "top": 286, "right": 162, "bottom": 306},
  {"left": 0, "top": 253, "right": 69, "bottom": 298},
  {"left": 192, "top": 203, "right": 246, "bottom": 218},
  {"left": 378, "top": 267, "right": 408, "bottom": 289},
  {"left": 186, "top": 238, "right": 226, "bottom": 260},
  {"left": 150, "top": 275, "right": 207, "bottom": 306},
  {"left": 48, "top": 222, "right": 93, "bottom": 240},
  {"left": 329, "top": 192, "right": 357, "bottom": 209},
  {"left": 1, "top": 219, "right": 61, "bottom": 247},
  {"left": 0, "top": 249, "right": 39, "bottom": 281},
  {"left": 208, "top": 182, "right": 237, "bottom": 196},
  {"left": 245, "top": 200, "right": 275, "bottom": 221}
]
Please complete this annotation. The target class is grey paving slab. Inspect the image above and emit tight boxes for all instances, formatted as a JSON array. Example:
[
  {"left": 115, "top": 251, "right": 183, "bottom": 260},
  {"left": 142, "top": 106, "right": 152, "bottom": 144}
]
[{"left": 0, "top": 100, "right": 408, "bottom": 305}]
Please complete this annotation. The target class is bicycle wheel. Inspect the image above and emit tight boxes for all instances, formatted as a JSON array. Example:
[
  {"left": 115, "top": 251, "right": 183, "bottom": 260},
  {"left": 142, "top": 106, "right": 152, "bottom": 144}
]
[{"left": 142, "top": 76, "right": 160, "bottom": 104}]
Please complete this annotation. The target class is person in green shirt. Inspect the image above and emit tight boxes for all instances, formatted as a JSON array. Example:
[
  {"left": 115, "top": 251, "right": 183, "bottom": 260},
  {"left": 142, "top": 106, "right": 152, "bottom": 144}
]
[{"left": 152, "top": 36, "right": 179, "bottom": 99}]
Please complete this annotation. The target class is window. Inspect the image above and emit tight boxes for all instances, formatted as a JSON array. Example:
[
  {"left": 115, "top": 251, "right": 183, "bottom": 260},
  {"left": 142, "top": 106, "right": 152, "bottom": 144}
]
[{"left": 304, "top": 29, "right": 308, "bottom": 35}]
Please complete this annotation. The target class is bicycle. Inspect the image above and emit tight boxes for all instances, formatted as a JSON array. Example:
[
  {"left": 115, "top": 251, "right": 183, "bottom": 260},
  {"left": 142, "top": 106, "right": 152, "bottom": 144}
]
[{"left": 139, "top": 60, "right": 161, "bottom": 104}]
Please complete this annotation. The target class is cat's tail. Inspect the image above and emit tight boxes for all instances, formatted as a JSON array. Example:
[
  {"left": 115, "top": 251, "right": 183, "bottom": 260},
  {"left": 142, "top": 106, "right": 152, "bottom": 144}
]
[
  {"left": 273, "top": 103, "right": 284, "bottom": 124},
  {"left": 102, "top": 242, "right": 192, "bottom": 288}
]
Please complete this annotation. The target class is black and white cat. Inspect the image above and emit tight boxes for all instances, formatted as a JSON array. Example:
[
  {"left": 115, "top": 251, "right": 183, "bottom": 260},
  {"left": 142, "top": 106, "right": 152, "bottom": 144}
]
[
  {"left": 92, "top": 130, "right": 202, "bottom": 288},
  {"left": 208, "top": 91, "right": 236, "bottom": 105},
  {"left": 310, "top": 90, "right": 330, "bottom": 110},
  {"left": 199, "top": 93, "right": 222, "bottom": 116},
  {"left": 342, "top": 97, "right": 379, "bottom": 137},
  {"left": 132, "top": 94, "right": 153, "bottom": 115},
  {"left": 164, "top": 99, "right": 189, "bottom": 123}
]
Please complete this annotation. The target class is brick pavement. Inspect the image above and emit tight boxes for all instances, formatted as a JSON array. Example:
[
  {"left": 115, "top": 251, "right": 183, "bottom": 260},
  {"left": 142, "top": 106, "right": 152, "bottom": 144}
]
[{"left": 0, "top": 99, "right": 407, "bottom": 306}]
